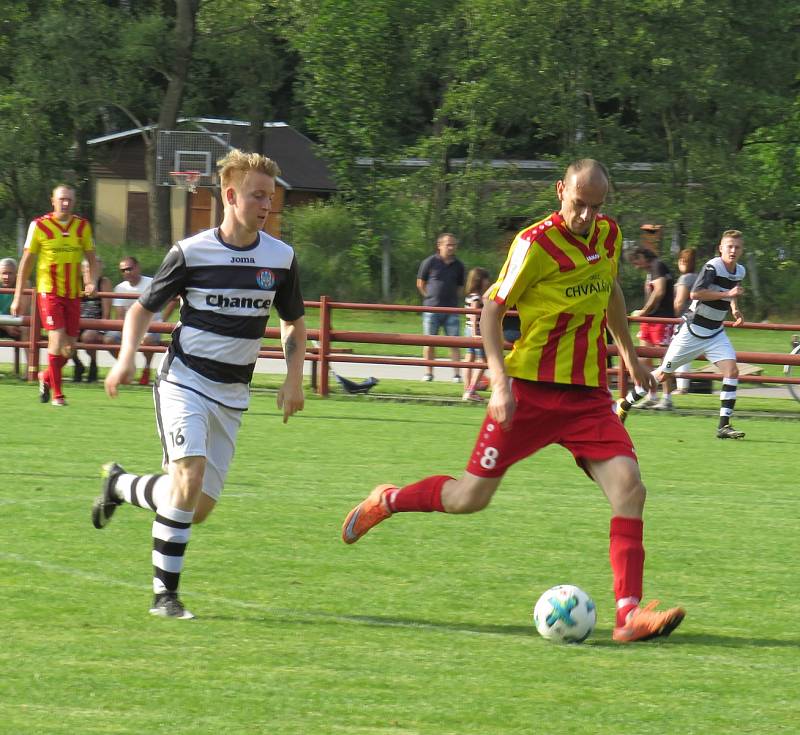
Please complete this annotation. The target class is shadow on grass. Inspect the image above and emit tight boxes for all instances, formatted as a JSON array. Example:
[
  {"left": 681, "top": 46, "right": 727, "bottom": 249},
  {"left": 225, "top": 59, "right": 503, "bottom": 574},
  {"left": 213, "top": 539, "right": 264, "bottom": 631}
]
[{"left": 200, "top": 608, "right": 799, "bottom": 649}]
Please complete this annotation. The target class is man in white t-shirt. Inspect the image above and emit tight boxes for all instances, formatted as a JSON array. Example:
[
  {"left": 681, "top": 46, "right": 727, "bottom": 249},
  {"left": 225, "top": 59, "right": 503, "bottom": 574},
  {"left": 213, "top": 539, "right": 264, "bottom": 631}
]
[{"left": 104, "top": 256, "right": 170, "bottom": 385}]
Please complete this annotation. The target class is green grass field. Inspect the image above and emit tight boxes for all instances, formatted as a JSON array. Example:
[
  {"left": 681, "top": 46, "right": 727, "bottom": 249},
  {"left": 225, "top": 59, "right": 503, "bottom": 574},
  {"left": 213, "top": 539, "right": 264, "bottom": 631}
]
[{"left": 1, "top": 380, "right": 798, "bottom": 734}]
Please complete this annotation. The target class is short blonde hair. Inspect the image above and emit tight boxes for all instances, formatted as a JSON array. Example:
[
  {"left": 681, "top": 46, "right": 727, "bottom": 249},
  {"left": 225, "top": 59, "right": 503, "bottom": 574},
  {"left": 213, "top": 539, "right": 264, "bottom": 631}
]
[
  {"left": 721, "top": 229, "right": 743, "bottom": 241},
  {"left": 217, "top": 149, "right": 281, "bottom": 190}
]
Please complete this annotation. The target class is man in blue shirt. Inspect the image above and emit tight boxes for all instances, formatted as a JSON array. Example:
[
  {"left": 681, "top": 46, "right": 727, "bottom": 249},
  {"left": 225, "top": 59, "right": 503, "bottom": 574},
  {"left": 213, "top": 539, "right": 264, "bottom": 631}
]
[{"left": 416, "top": 233, "right": 465, "bottom": 382}]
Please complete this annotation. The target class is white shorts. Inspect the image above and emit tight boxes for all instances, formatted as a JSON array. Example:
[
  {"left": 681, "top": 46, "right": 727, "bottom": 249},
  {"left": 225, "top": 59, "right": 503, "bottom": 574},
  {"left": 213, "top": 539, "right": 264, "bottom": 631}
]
[
  {"left": 659, "top": 323, "right": 736, "bottom": 373},
  {"left": 154, "top": 379, "right": 243, "bottom": 500}
]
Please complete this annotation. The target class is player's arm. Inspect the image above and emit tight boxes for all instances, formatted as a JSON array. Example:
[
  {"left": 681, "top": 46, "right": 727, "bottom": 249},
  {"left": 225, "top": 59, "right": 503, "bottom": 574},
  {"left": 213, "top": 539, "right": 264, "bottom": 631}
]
[
  {"left": 83, "top": 250, "right": 98, "bottom": 297},
  {"left": 10, "top": 249, "right": 35, "bottom": 316},
  {"left": 107, "top": 246, "right": 186, "bottom": 397},
  {"left": 481, "top": 298, "right": 515, "bottom": 430},
  {"left": 277, "top": 315, "right": 306, "bottom": 423},
  {"left": 105, "top": 301, "right": 155, "bottom": 397},
  {"left": 632, "top": 275, "right": 666, "bottom": 317},
  {"left": 729, "top": 298, "right": 744, "bottom": 327},
  {"left": 416, "top": 278, "right": 427, "bottom": 298},
  {"left": 607, "top": 280, "right": 656, "bottom": 391}
]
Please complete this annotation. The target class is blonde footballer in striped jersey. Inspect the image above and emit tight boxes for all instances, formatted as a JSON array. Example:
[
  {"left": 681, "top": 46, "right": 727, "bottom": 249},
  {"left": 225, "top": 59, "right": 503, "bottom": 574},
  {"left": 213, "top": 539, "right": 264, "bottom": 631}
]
[{"left": 342, "top": 159, "right": 686, "bottom": 643}]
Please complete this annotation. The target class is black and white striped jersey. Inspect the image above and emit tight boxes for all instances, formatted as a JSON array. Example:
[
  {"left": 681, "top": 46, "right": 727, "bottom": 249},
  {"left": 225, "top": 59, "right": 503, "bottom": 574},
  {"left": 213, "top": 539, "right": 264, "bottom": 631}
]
[
  {"left": 684, "top": 256, "right": 745, "bottom": 338},
  {"left": 139, "top": 227, "right": 304, "bottom": 410}
]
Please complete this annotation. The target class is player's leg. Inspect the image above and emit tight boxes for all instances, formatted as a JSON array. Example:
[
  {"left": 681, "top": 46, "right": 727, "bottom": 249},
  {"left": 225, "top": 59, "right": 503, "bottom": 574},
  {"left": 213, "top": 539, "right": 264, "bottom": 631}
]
[
  {"left": 585, "top": 455, "right": 685, "bottom": 642},
  {"left": 616, "top": 325, "right": 694, "bottom": 421},
  {"left": 654, "top": 325, "right": 675, "bottom": 410},
  {"left": 53, "top": 298, "right": 80, "bottom": 400},
  {"left": 342, "top": 471, "right": 504, "bottom": 544},
  {"left": 47, "top": 328, "right": 71, "bottom": 405},
  {"left": 342, "top": 378, "right": 551, "bottom": 544},
  {"left": 715, "top": 358, "right": 744, "bottom": 439}
]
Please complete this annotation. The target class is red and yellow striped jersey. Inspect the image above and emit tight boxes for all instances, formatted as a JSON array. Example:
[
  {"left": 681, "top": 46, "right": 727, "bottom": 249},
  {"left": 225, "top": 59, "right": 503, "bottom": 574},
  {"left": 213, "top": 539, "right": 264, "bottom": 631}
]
[
  {"left": 24, "top": 214, "right": 94, "bottom": 298},
  {"left": 487, "top": 211, "right": 621, "bottom": 388}
]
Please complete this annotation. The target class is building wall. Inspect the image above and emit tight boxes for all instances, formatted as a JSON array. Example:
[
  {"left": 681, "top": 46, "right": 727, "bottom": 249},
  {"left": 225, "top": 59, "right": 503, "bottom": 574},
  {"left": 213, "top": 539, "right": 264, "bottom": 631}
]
[{"left": 95, "top": 176, "right": 312, "bottom": 245}]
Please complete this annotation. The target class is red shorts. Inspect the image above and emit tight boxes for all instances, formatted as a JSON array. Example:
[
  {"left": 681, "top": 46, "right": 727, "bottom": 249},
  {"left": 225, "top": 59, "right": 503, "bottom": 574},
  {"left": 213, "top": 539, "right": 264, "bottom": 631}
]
[
  {"left": 466, "top": 380, "right": 637, "bottom": 478},
  {"left": 38, "top": 293, "right": 81, "bottom": 336},
  {"left": 638, "top": 321, "right": 673, "bottom": 346}
]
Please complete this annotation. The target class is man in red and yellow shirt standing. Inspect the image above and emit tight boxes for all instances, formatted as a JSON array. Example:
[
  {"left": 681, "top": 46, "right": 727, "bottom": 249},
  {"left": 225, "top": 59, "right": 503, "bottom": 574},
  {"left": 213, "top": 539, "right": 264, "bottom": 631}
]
[
  {"left": 341, "top": 159, "right": 686, "bottom": 643},
  {"left": 12, "top": 184, "right": 97, "bottom": 406}
]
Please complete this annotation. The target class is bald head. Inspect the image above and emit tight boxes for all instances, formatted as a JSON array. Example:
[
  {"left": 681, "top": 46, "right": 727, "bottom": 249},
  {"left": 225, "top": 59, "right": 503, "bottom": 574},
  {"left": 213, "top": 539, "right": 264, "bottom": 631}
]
[
  {"left": 51, "top": 184, "right": 76, "bottom": 222},
  {"left": 556, "top": 159, "right": 610, "bottom": 236}
]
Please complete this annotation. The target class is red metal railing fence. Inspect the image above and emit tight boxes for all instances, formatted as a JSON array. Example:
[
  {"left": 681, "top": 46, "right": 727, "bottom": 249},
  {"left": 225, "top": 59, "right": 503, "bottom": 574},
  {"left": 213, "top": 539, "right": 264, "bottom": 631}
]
[{"left": 3, "top": 287, "right": 800, "bottom": 397}]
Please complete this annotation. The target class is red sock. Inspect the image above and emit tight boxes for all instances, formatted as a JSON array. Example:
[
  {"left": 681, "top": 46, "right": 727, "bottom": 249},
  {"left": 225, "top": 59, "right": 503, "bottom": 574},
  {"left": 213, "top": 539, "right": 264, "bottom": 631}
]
[
  {"left": 385, "top": 475, "right": 451, "bottom": 513},
  {"left": 49, "top": 354, "right": 67, "bottom": 399},
  {"left": 609, "top": 516, "right": 645, "bottom": 626}
]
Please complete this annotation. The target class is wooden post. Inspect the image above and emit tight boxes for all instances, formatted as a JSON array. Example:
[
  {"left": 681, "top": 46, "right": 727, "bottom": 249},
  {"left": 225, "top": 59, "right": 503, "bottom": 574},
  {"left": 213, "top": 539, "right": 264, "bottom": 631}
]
[
  {"left": 27, "top": 288, "right": 40, "bottom": 382},
  {"left": 317, "top": 295, "right": 331, "bottom": 396}
]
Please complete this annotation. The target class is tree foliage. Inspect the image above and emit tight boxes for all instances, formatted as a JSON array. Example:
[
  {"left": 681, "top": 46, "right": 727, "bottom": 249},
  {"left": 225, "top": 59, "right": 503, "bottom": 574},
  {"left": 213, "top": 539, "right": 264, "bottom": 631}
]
[{"left": 1, "top": 0, "right": 797, "bottom": 311}]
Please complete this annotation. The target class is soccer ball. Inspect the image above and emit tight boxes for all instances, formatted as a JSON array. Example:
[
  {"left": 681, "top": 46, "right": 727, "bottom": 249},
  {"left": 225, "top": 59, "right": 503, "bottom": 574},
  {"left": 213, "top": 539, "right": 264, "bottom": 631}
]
[{"left": 533, "top": 584, "right": 597, "bottom": 644}]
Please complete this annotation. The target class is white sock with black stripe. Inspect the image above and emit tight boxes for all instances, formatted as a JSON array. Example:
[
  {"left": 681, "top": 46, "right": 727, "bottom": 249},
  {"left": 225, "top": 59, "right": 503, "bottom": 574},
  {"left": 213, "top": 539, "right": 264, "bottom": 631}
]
[
  {"left": 152, "top": 505, "right": 194, "bottom": 594},
  {"left": 113, "top": 473, "right": 172, "bottom": 511}
]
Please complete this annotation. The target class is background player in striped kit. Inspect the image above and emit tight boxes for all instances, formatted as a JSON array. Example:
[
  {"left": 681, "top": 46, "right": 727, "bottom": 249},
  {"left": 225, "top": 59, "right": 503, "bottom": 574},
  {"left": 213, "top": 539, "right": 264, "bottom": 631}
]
[
  {"left": 92, "top": 150, "right": 307, "bottom": 619},
  {"left": 617, "top": 230, "right": 747, "bottom": 439},
  {"left": 342, "top": 159, "right": 685, "bottom": 643}
]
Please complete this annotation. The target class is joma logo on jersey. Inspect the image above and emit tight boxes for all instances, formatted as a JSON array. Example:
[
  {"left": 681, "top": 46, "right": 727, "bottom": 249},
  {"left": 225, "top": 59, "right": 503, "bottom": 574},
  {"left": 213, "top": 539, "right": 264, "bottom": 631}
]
[
  {"left": 230, "top": 256, "right": 256, "bottom": 263},
  {"left": 206, "top": 294, "right": 271, "bottom": 309},
  {"left": 586, "top": 253, "right": 600, "bottom": 262}
]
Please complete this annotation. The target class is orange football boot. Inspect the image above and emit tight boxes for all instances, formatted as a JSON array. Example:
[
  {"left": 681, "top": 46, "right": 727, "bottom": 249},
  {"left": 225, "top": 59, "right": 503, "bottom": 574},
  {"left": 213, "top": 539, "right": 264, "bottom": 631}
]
[
  {"left": 342, "top": 484, "right": 396, "bottom": 544},
  {"left": 613, "top": 600, "right": 686, "bottom": 642}
]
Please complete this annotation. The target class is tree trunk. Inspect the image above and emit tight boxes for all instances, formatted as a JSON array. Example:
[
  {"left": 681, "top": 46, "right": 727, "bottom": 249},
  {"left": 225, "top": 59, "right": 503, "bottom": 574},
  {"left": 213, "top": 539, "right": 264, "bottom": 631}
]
[{"left": 148, "top": 0, "right": 199, "bottom": 246}]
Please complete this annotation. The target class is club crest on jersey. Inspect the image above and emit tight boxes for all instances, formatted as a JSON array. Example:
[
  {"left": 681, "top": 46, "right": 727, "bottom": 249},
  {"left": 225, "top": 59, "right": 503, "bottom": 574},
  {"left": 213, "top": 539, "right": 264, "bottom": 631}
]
[{"left": 256, "top": 269, "right": 276, "bottom": 290}]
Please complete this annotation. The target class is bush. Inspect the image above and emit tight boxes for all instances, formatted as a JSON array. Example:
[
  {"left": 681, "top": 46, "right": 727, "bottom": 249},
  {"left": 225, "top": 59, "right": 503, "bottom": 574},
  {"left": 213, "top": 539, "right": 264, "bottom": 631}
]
[{"left": 283, "top": 202, "right": 361, "bottom": 300}]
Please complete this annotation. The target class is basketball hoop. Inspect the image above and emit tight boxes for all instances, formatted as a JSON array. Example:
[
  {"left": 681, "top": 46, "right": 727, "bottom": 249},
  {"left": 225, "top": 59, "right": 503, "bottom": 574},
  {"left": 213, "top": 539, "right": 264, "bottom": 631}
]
[{"left": 169, "top": 170, "right": 201, "bottom": 193}]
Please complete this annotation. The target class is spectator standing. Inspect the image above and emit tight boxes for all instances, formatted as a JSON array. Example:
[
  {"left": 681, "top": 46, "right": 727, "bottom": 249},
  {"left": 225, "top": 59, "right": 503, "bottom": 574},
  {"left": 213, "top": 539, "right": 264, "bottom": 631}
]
[
  {"left": 462, "top": 266, "right": 491, "bottom": 402},
  {"left": 74, "top": 257, "right": 112, "bottom": 383},
  {"left": 91, "top": 150, "right": 306, "bottom": 619},
  {"left": 628, "top": 247, "right": 675, "bottom": 409},
  {"left": 11, "top": 184, "right": 97, "bottom": 406},
  {"left": 343, "top": 159, "right": 685, "bottom": 643},
  {"left": 417, "top": 233, "right": 465, "bottom": 382},
  {"left": 104, "top": 257, "right": 168, "bottom": 386},
  {"left": 672, "top": 248, "right": 697, "bottom": 394}
]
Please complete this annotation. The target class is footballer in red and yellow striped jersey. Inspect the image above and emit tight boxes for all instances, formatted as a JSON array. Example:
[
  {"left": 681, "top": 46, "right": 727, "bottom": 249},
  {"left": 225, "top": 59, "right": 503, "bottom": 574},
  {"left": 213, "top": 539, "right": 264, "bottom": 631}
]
[
  {"left": 26, "top": 212, "right": 94, "bottom": 299},
  {"left": 12, "top": 184, "right": 98, "bottom": 405},
  {"left": 343, "top": 160, "right": 686, "bottom": 643},
  {"left": 487, "top": 210, "right": 621, "bottom": 388}
]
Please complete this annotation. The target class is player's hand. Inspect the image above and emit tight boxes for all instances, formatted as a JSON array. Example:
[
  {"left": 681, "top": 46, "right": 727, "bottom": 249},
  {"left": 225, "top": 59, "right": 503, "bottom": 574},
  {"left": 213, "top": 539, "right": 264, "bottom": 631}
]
[
  {"left": 732, "top": 312, "right": 744, "bottom": 327},
  {"left": 105, "top": 360, "right": 135, "bottom": 398},
  {"left": 728, "top": 285, "right": 744, "bottom": 298},
  {"left": 84, "top": 282, "right": 97, "bottom": 298},
  {"left": 630, "top": 309, "right": 644, "bottom": 317},
  {"left": 9, "top": 296, "right": 20, "bottom": 317},
  {"left": 629, "top": 362, "right": 657, "bottom": 392},
  {"left": 487, "top": 379, "right": 515, "bottom": 431},
  {"left": 277, "top": 381, "right": 304, "bottom": 423}
]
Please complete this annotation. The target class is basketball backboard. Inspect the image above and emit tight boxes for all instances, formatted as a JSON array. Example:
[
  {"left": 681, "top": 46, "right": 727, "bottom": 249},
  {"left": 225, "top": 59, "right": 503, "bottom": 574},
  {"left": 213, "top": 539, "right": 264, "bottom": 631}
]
[{"left": 156, "top": 129, "right": 231, "bottom": 188}]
